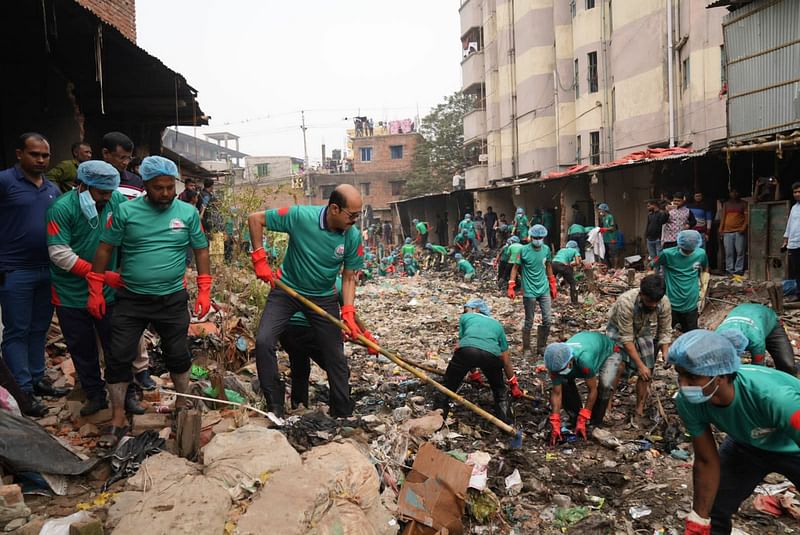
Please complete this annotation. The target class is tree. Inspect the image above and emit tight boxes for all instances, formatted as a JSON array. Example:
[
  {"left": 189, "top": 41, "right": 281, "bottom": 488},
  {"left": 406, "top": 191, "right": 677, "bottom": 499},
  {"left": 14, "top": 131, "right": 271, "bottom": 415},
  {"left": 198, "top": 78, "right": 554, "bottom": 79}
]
[{"left": 403, "top": 92, "right": 473, "bottom": 197}]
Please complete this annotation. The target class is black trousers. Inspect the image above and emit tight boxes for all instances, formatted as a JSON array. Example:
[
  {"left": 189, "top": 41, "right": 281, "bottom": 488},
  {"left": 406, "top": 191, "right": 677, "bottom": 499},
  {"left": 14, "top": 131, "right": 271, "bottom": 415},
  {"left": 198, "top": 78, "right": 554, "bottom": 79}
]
[
  {"left": 765, "top": 324, "right": 797, "bottom": 375},
  {"left": 278, "top": 324, "right": 328, "bottom": 407},
  {"left": 788, "top": 248, "right": 800, "bottom": 290},
  {"left": 551, "top": 261, "right": 577, "bottom": 302},
  {"left": 108, "top": 288, "right": 191, "bottom": 384},
  {"left": 56, "top": 305, "right": 112, "bottom": 401},
  {"left": 710, "top": 437, "right": 800, "bottom": 534},
  {"left": 0, "top": 357, "right": 33, "bottom": 414},
  {"left": 497, "top": 260, "right": 510, "bottom": 283},
  {"left": 671, "top": 309, "right": 699, "bottom": 332},
  {"left": 487, "top": 228, "right": 497, "bottom": 249},
  {"left": 436, "top": 347, "right": 506, "bottom": 409},
  {"left": 255, "top": 287, "right": 352, "bottom": 417}
]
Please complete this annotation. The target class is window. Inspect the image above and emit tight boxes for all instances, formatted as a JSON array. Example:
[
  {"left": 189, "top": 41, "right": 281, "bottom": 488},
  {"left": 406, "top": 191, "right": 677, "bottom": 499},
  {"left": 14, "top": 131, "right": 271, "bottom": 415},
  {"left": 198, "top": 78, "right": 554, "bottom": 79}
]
[
  {"left": 390, "top": 181, "right": 404, "bottom": 196},
  {"left": 720, "top": 45, "right": 727, "bottom": 85},
  {"left": 589, "top": 131, "right": 600, "bottom": 165},
  {"left": 576, "top": 135, "right": 582, "bottom": 163},
  {"left": 360, "top": 182, "right": 370, "bottom": 196},
  {"left": 320, "top": 185, "right": 336, "bottom": 198},
  {"left": 255, "top": 163, "right": 270, "bottom": 177},
  {"left": 569, "top": 0, "right": 576, "bottom": 18},
  {"left": 574, "top": 58, "right": 580, "bottom": 98},
  {"left": 360, "top": 147, "right": 373, "bottom": 162},
  {"left": 586, "top": 0, "right": 595, "bottom": 9},
  {"left": 682, "top": 57, "right": 691, "bottom": 91},
  {"left": 588, "top": 51, "right": 598, "bottom": 93},
  {"left": 390, "top": 145, "right": 404, "bottom": 159}
]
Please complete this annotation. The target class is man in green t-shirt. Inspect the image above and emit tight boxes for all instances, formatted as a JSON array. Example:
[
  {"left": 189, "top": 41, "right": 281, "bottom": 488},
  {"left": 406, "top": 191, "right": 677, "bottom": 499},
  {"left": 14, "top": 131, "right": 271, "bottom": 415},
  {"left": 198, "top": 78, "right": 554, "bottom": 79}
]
[
  {"left": 247, "top": 184, "right": 374, "bottom": 418},
  {"left": 454, "top": 253, "right": 475, "bottom": 281},
  {"left": 655, "top": 230, "right": 708, "bottom": 332},
  {"left": 567, "top": 222, "right": 587, "bottom": 255},
  {"left": 403, "top": 254, "right": 420, "bottom": 277},
  {"left": 89, "top": 156, "right": 211, "bottom": 448},
  {"left": 668, "top": 329, "right": 800, "bottom": 535},
  {"left": 434, "top": 298, "right": 523, "bottom": 424},
  {"left": 512, "top": 207, "right": 529, "bottom": 242},
  {"left": 412, "top": 218, "right": 429, "bottom": 244},
  {"left": 551, "top": 240, "right": 582, "bottom": 304},
  {"left": 597, "top": 203, "right": 618, "bottom": 267},
  {"left": 715, "top": 303, "right": 796, "bottom": 375},
  {"left": 494, "top": 236, "right": 519, "bottom": 289},
  {"left": 458, "top": 213, "right": 478, "bottom": 252},
  {"left": 47, "top": 161, "right": 129, "bottom": 417},
  {"left": 46, "top": 141, "right": 92, "bottom": 193},
  {"left": 400, "top": 237, "right": 416, "bottom": 258},
  {"left": 544, "top": 332, "right": 622, "bottom": 444},
  {"left": 424, "top": 242, "right": 448, "bottom": 270},
  {"left": 508, "top": 225, "right": 557, "bottom": 357}
]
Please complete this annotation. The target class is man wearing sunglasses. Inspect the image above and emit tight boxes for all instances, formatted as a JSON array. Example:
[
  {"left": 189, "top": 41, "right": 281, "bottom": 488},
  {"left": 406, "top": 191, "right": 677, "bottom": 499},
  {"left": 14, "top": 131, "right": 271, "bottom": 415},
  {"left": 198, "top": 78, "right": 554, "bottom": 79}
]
[{"left": 247, "top": 184, "right": 374, "bottom": 418}]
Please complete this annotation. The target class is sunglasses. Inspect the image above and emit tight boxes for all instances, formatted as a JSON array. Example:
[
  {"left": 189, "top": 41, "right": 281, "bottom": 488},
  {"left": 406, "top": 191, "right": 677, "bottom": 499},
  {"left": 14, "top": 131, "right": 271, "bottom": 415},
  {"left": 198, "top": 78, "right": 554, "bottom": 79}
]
[{"left": 338, "top": 205, "right": 360, "bottom": 220}]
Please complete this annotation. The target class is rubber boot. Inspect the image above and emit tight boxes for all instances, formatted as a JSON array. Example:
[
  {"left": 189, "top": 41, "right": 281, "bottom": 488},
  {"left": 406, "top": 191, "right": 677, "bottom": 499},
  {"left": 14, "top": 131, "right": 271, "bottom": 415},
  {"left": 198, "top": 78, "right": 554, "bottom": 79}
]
[
  {"left": 522, "top": 329, "right": 533, "bottom": 359},
  {"left": 170, "top": 371, "right": 191, "bottom": 410},
  {"left": 495, "top": 399, "right": 514, "bottom": 425},
  {"left": 125, "top": 384, "right": 146, "bottom": 415},
  {"left": 536, "top": 326, "right": 550, "bottom": 357},
  {"left": 570, "top": 286, "right": 578, "bottom": 305}
]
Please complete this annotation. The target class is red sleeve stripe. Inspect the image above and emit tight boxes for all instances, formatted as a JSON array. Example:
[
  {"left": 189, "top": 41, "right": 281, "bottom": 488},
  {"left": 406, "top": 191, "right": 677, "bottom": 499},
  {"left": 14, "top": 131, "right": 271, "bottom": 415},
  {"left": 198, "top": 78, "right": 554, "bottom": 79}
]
[
  {"left": 47, "top": 221, "right": 60, "bottom": 236},
  {"left": 357, "top": 244, "right": 364, "bottom": 257},
  {"left": 278, "top": 206, "right": 290, "bottom": 216},
  {"left": 790, "top": 409, "right": 800, "bottom": 430}
]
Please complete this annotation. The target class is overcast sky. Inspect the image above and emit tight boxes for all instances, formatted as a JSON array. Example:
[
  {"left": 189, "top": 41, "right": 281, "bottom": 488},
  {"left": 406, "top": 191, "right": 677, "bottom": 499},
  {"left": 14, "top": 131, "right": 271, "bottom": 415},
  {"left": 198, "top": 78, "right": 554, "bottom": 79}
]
[{"left": 137, "top": 0, "right": 462, "bottom": 162}]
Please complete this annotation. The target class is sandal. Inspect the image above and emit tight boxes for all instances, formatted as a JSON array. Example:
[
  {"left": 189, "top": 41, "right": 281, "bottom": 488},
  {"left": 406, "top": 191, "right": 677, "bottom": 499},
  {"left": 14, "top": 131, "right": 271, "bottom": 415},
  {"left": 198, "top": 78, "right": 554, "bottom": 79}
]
[{"left": 97, "top": 425, "right": 130, "bottom": 450}]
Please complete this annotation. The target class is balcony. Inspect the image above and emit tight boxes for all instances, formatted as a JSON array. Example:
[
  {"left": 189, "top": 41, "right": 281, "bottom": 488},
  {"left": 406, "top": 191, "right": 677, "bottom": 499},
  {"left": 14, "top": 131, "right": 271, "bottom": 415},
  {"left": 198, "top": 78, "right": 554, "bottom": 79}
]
[
  {"left": 464, "top": 164, "right": 488, "bottom": 189},
  {"left": 461, "top": 50, "right": 485, "bottom": 90},
  {"left": 463, "top": 108, "right": 486, "bottom": 142},
  {"left": 459, "top": 0, "right": 482, "bottom": 35}
]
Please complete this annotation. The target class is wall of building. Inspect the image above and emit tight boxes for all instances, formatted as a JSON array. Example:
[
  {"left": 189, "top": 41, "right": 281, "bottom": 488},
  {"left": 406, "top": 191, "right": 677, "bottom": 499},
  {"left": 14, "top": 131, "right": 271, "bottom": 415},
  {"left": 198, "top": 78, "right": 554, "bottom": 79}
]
[
  {"left": 352, "top": 133, "right": 420, "bottom": 173},
  {"left": 76, "top": 0, "right": 136, "bottom": 42},
  {"left": 243, "top": 156, "right": 302, "bottom": 184}
]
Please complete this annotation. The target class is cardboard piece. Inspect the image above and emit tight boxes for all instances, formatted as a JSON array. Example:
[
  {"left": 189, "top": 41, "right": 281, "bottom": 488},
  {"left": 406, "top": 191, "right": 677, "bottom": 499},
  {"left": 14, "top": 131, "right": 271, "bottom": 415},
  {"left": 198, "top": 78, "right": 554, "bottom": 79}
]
[{"left": 397, "top": 442, "right": 472, "bottom": 535}]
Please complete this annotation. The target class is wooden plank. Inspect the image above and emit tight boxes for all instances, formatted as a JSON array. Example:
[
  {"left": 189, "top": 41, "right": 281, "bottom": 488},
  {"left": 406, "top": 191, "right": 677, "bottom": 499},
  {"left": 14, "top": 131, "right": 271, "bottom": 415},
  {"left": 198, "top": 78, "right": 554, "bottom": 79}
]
[{"left": 176, "top": 409, "right": 201, "bottom": 461}]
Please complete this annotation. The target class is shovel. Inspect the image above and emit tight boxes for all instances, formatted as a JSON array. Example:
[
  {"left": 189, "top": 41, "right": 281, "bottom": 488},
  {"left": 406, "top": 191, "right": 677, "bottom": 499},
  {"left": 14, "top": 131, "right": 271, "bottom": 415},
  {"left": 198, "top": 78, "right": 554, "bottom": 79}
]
[{"left": 271, "top": 279, "right": 523, "bottom": 447}]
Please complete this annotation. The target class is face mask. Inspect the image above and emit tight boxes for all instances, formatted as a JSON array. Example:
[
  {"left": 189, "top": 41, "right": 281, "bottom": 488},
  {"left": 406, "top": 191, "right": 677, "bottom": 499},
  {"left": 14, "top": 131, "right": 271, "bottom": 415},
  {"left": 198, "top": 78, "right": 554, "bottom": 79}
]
[
  {"left": 679, "top": 376, "right": 718, "bottom": 404},
  {"left": 531, "top": 239, "right": 544, "bottom": 247},
  {"left": 79, "top": 189, "right": 98, "bottom": 226},
  {"left": 558, "top": 362, "right": 573, "bottom": 376}
]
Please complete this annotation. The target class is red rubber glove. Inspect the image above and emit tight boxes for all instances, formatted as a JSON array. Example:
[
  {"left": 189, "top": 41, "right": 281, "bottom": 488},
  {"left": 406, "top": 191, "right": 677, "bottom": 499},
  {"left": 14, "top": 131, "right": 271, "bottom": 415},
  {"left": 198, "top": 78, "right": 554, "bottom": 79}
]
[
  {"left": 549, "top": 413, "right": 562, "bottom": 446},
  {"left": 362, "top": 329, "right": 379, "bottom": 355},
  {"left": 87, "top": 272, "right": 106, "bottom": 319},
  {"left": 598, "top": 227, "right": 608, "bottom": 234},
  {"left": 194, "top": 274, "right": 212, "bottom": 317},
  {"left": 684, "top": 512, "right": 711, "bottom": 535},
  {"left": 548, "top": 275, "right": 558, "bottom": 299},
  {"left": 250, "top": 247, "right": 275, "bottom": 287},
  {"left": 507, "top": 280, "right": 517, "bottom": 300},
  {"left": 492, "top": 257, "right": 498, "bottom": 268},
  {"left": 506, "top": 375, "right": 523, "bottom": 398},
  {"left": 103, "top": 271, "right": 124, "bottom": 289},
  {"left": 69, "top": 258, "right": 92, "bottom": 278},
  {"left": 468, "top": 370, "right": 486, "bottom": 386},
  {"left": 752, "top": 353, "right": 765, "bottom": 364},
  {"left": 576, "top": 407, "right": 591, "bottom": 440},
  {"left": 340, "top": 304, "right": 364, "bottom": 341}
]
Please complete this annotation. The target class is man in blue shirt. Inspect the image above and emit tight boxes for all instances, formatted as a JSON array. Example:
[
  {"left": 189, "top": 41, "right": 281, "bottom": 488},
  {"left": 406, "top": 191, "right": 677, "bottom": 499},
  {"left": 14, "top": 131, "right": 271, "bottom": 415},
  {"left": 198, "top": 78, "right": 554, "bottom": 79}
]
[
  {"left": 0, "top": 133, "right": 67, "bottom": 404},
  {"left": 783, "top": 182, "right": 800, "bottom": 300}
]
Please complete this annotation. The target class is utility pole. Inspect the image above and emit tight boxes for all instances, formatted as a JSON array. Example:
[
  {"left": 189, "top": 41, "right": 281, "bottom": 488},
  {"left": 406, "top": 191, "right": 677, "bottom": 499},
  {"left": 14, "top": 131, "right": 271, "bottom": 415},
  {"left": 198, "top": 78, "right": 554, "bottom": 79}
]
[{"left": 301, "top": 110, "right": 311, "bottom": 199}]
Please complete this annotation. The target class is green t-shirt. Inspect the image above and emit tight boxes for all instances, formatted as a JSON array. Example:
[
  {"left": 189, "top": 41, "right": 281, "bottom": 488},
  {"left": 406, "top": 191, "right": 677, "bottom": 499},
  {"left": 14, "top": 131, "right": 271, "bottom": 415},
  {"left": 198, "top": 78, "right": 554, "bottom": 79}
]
[
  {"left": 47, "top": 190, "right": 125, "bottom": 307},
  {"left": 676, "top": 365, "right": 800, "bottom": 453},
  {"left": 289, "top": 277, "right": 343, "bottom": 327},
  {"left": 454, "top": 233, "right": 467, "bottom": 245},
  {"left": 716, "top": 304, "right": 779, "bottom": 357},
  {"left": 265, "top": 205, "right": 363, "bottom": 297},
  {"left": 101, "top": 196, "right": 207, "bottom": 296},
  {"left": 553, "top": 247, "right": 580, "bottom": 265},
  {"left": 499, "top": 245, "right": 511, "bottom": 262},
  {"left": 405, "top": 260, "right": 419, "bottom": 276},
  {"left": 430, "top": 244, "right": 448, "bottom": 255},
  {"left": 551, "top": 332, "right": 617, "bottom": 386},
  {"left": 567, "top": 224, "right": 585, "bottom": 235},
  {"left": 458, "top": 312, "right": 508, "bottom": 356},
  {"left": 415, "top": 221, "right": 428, "bottom": 235},
  {"left": 600, "top": 213, "right": 617, "bottom": 243},
  {"left": 458, "top": 219, "right": 475, "bottom": 238},
  {"left": 507, "top": 243, "right": 523, "bottom": 260},
  {"left": 457, "top": 259, "right": 474, "bottom": 274},
  {"left": 46, "top": 159, "right": 79, "bottom": 194},
  {"left": 655, "top": 247, "right": 708, "bottom": 312},
  {"left": 510, "top": 244, "right": 551, "bottom": 297},
  {"left": 514, "top": 214, "right": 529, "bottom": 237},
  {"left": 401, "top": 244, "right": 415, "bottom": 257}
]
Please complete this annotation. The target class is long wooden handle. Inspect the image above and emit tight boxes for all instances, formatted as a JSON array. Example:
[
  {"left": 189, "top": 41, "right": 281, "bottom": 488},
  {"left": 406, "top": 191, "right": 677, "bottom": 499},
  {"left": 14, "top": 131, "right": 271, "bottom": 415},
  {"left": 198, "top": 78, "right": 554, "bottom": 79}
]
[{"left": 272, "top": 279, "right": 517, "bottom": 435}]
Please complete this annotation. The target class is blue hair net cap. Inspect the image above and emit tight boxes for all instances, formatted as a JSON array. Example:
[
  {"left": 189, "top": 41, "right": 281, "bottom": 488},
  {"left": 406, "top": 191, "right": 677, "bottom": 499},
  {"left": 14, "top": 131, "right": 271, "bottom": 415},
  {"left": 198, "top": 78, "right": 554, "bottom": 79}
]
[
  {"left": 405, "top": 237, "right": 412, "bottom": 244},
  {"left": 424, "top": 243, "right": 432, "bottom": 249},
  {"left": 566, "top": 240, "right": 578, "bottom": 249},
  {"left": 667, "top": 330, "right": 741, "bottom": 376},
  {"left": 77, "top": 161, "right": 120, "bottom": 190},
  {"left": 465, "top": 298, "right": 491, "bottom": 316},
  {"left": 140, "top": 155, "right": 179, "bottom": 181},
  {"left": 412, "top": 219, "right": 418, "bottom": 223},
  {"left": 509, "top": 236, "right": 520, "bottom": 244},
  {"left": 598, "top": 203, "right": 610, "bottom": 211},
  {"left": 544, "top": 343, "right": 573, "bottom": 373},
  {"left": 529, "top": 224, "right": 548, "bottom": 238},
  {"left": 464, "top": 213, "right": 472, "bottom": 219},
  {"left": 454, "top": 253, "right": 463, "bottom": 260},
  {"left": 677, "top": 230, "right": 702, "bottom": 252},
  {"left": 516, "top": 207, "right": 524, "bottom": 215},
  {"left": 718, "top": 329, "right": 749, "bottom": 356}
]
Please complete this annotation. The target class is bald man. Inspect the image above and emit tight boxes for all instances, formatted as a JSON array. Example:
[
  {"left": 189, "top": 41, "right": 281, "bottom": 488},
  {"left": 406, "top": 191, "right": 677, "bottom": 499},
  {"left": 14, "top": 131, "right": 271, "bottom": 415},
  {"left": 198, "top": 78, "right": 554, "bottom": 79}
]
[{"left": 247, "top": 185, "right": 368, "bottom": 417}]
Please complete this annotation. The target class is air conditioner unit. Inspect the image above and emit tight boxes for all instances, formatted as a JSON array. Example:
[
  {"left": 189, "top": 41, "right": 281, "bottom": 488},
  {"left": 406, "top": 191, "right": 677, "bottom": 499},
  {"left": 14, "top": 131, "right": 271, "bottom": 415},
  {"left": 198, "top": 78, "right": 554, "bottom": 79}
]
[{"left": 478, "top": 154, "right": 488, "bottom": 162}]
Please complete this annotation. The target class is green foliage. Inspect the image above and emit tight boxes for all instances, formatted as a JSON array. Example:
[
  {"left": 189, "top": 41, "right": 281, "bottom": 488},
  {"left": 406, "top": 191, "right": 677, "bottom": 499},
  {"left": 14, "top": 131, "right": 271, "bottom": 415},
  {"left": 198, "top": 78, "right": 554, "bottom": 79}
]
[{"left": 403, "top": 92, "right": 473, "bottom": 197}]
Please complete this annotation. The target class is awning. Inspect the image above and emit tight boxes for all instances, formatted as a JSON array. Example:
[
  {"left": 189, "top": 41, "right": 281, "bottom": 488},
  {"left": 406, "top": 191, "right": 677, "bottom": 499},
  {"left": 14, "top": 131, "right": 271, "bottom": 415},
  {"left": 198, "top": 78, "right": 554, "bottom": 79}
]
[{"left": 541, "top": 147, "right": 705, "bottom": 180}]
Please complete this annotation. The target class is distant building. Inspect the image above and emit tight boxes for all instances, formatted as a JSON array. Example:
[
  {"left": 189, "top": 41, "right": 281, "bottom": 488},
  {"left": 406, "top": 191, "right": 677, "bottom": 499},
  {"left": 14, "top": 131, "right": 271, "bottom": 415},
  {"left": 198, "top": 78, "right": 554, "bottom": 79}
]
[
  {"left": 243, "top": 156, "right": 305, "bottom": 185},
  {"left": 161, "top": 128, "right": 247, "bottom": 185}
]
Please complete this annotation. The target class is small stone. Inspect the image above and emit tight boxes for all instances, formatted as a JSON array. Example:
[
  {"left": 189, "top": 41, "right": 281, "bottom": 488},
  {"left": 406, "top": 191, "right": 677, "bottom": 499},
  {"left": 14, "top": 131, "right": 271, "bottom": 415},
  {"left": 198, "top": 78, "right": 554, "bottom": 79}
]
[
  {"left": 79, "top": 423, "right": 99, "bottom": 437},
  {"left": 373, "top": 424, "right": 387, "bottom": 434},
  {"left": 552, "top": 494, "right": 571, "bottom": 509},
  {"left": 392, "top": 406, "right": 412, "bottom": 423},
  {"left": 69, "top": 517, "right": 103, "bottom": 535},
  {"left": 37, "top": 415, "right": 58, "bottom": 427},
  {"left": 360, "top": 414, "right": 380, "bottom": 425},
  {"left": 3, "top": 517, "right": 27, "bottom": 532},
  {"left": 132, "top": 413, "right": 171, "bottom": 435}
]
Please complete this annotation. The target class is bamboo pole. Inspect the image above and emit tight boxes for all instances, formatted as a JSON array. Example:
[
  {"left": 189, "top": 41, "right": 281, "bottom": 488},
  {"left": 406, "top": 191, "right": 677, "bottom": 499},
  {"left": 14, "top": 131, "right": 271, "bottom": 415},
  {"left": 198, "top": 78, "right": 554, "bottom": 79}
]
[{"left": 272, "top": 279, "right": 518, "bottom": 436}]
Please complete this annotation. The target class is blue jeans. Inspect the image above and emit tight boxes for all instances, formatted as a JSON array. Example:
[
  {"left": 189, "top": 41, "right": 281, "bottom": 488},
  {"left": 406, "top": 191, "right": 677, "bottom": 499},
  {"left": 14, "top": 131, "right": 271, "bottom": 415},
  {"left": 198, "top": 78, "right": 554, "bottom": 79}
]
[
  {"left": 0, "top": 267, "right": 53, "bottom": 393},
  {"left": 522, "top": 293, "right": 552, "bottom": 331},
  {"left": 723, "top": 232, "right": 746, "bottom": 274},
  {"left": 646, "top": 239, "right": 662, "bottom": 260}
]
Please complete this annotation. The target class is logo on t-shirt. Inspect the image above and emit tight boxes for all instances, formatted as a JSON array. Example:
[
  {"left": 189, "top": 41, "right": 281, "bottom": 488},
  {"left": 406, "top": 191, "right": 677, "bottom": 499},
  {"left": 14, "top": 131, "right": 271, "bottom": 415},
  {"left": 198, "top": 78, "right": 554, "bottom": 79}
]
[
  {"left": 169, "top": 218, "right": 186, "bottom": 231},
  {"left": 751, "top": 427, "right": 775, "bottom": 440},
  {"left": 334, "top": 244, "right": 345, "bottom": 258}
]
